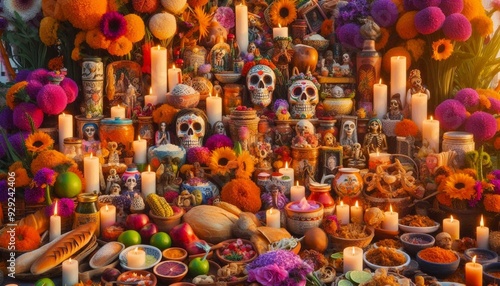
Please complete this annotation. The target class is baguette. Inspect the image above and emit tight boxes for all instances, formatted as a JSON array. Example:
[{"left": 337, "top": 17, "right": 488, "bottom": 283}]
[{"left": 30, "top": 222, "right": 97, "bottom": 275}]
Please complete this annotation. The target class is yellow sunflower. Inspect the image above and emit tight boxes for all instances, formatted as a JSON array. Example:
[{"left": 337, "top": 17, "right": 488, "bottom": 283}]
[
  {"left": 442, "top": 173, "right": 476, "bottom": 200},
  {"left": 209, "top": 147, "right": 237, "bottom": 176},
  {"left": 25, "top": 131, "right": 54, "bottom": 153},
  {"left": 235, "top": 150, "right": 255, "bottom": 179},
  {"left": 269, "top": 0, "right": 297, "bottom": 27},
  {"left": 432, "top": 38, "right": 454, "bottom": 61}
]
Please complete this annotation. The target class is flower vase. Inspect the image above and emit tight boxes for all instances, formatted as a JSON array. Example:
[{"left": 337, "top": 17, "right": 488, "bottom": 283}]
[
  {"left": 81, "top": 57, "right": 104, "bottom": 118},
  {"left": 332, "top": 168, "right": 363, "bottom": 199},
  {"left": 356, "top": 40, "right": 381, "bottom": 113}
]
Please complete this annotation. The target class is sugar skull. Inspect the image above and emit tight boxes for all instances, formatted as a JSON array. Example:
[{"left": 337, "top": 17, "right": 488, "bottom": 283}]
[
  {"left": 247, "top": 64, "right": 275, "bottom": 108},
  {"left": 288, "top": 79, "right": 319, "bottom": 119},
  {"left": 176, "top": 111, "right": 206, "bottom": 150}
]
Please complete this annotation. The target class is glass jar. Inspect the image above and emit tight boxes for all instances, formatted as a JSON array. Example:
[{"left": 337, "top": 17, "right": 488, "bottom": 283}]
[
  {"left": 99, "top": 117, "right": 134, "bottom": 153},
  {"left": 442, "top": 131, "right": 475, "bottom": 168},
  {"left": 63, "top": 137, "right": 83, "bottom": 161},
  {"left": 223, "top": 84, "right": 244, "bottom": 115},
  {"left": 73, "top": 193, "right": 100, "bottom": 237},
  {"left": 308, "top": 183, "right": 335, "bottom": 216}
]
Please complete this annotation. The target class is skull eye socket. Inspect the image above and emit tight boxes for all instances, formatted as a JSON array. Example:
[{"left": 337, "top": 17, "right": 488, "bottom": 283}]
[
  {"left": 306, "top": 87, "right": 315, "bottom": 96},
  {"left": 193, "top": 122, "right": 202, "bottom": 131},
  {"left": 250, "top": 75, "right": 260, "bottom": 85},
  {"left": 180, "top": 123, "right": 190, "bottom": 132},
  {"left": 293, "top": 87, "right": 302, "bottom": 96},
  {"left": 263, "top": 75, "right": 273, "bottom": 84}
]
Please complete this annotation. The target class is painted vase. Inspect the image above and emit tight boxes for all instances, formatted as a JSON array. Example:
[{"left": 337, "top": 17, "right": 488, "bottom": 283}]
[
  {"left": 332, "top": 168, "right": 363, "bottom": 198},
  {"left": 308, "top": 183, "right": 335, "bottom": 216},
  {"left": 81, "top": 57, "right": 104, "bottom": 118}
]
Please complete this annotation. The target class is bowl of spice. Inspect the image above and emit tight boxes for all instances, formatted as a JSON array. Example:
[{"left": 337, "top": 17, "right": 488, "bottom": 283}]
[
  {"left": 162, "top": 247, "right": 188, "bottom": 262},
  {"left": 363, "top": 247, "right": 410, "bottom": 271},
  {"left": 416, "top": 247, "right": 460, "bottom": 277},
  {"left": 400, "top": 233, "right": 435, "bottom": 256}
]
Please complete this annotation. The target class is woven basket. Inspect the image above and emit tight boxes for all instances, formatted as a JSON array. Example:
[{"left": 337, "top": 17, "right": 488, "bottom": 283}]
[{"left": 328, "top": 227, "right": 374, "bottom": 252}]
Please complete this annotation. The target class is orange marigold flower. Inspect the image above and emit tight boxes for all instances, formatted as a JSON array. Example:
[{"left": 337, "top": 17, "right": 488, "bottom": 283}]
[
  {"left": 478, "top": 93, "right": 492, "bottom": 109},
  {"left": 71, "top": 48, "right": 81, "bottom": 61},
  {"left": 74, "top": 31, "right": 87, "bottom": 46},
  {"left": 58, "top": 0, "right": 107, "bottom": 30},
  {"left": 394, "top": 119, "right": 419, "bottom": 137},
  {"left": 497, "top": 118, "right": 500, "bottom": 132},
  {"left": 436, "top": 192, "right": 452, "bottom": 207},
  {"left": 221, "top": 178, "right": 262, "bottom": 213},
  {"left": 48, "top": 56, "right": 64, "bottom": 71},
  {"left": 494, "top": 136, "right": 500, "bottom": 149},
  {"left": 31, "top": 150, "right": 77, "bottom": 174},
  {"left": 124, "top": 14, "right": 145, "bottom": 43},
  {"left": 461, "top": 0, "right": 486, "bottom": 21},
  {"left": 108, "top": 0, "right": 129, "bottom": 11},
  {"left": 375, "top": 27, "right": 390, "bottom": 50},
  {"left": 477, "top": 88, "right": 500, "bottom": 100},
  {"left": 9, "top": 162, "right": 30, "bottom": 187},
  {"left": 471, "top": 15, "right": 493, "bottom": 38},
  {"left": 188, "top": 0, "right": 209, "bottom": 7},
  {"left": 42, "top": 0, "right": 66, "bottom": 21},
  {"left": 107, "top": 36, "right": 133, "bottom": 56},
  {"left": 390, "top": 0, "right": 404, "bottom": 13},
  {"left": 396, "top": 11, "right": 418, "bottom": 40},
  {"left": 39, "top": 16, "right": 59, "bottom": 46},
  {"left": 6, "top": 81, "right": 28, "bottom": 109},
  {"left": 86, "top": 28, "right": 111, "bottom": 49},
  {"left": 405, "top": 38, "right": 426, "bottom": 62},
  {"left": 459, "top": 168, "right": 477, "bottom": 180},
  {"left": 484, "top": 194, "right": 500, "bottom": 212},
  {"left": 320, "top": 19, "right": 334, "bottom": 38},
  {"left": 152, "top": 103, "right": 179, "bottom": 125}
]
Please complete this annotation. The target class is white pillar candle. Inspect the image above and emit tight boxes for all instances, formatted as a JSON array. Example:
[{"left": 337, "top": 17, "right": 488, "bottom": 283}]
[
  {"left": 235, "top": 4, "right": 249, "bottom": 55},
  {"left": 151, "top": 45, "right": 168, "bottom": 103},
  {"left": 350, "top": 200, "right": 363, "bottom": 224},
  {"left": 266, "top": 208, "right": 281, "bottom": 228},
  {"left": 167, "top": 64, "right": 182, "bottom": 92},
  {"left": 390, "top": 56, "right": 407, "bottom": 108},
  {"left": 58, "top": 113, "right": 73, "bottom": 152},
  {"left": 49, "top": 201, "right": 61, "bottom": 242},
  {"left": 411, "top": 92, "right": 427, "bottom": 132},
  {"left": 443, "top": 215, "right": 460, "bottom": 240},
  {"left": 62, "top": 258, "right": 79, "bottom": 286},
  {"left": 144, "top": 87, "right": 158, "bottom": 107},
  {"left": 373, "top": 80, "right": 388, "bottom": 119},
  {"left": 278, "top": 162, "right": 294, "bottom": 187},
  {"left": 100, "top": 204, "right": 116, "bottom": 234},
  {"left": 273, "top": 24, "right": 288, "bottom": 39},
  {"left": 126, "top": 247, "right": 146, "bottom": 268},
  {"left": 343, "top": 246, "right": 363, "bottom": 273},
  {"left": 382, "top": 204, "right": 399, "bottom": 232},
  {"left": 141, "top": 165, "right": 156, "bottom": 198},
  {"left": 368, "top": 151, "right": 391, "bottom": 172},
  {"left": 84, "top": 153, "right": 100, "bottom": 193},
  {"left": 290, "top": 181, "right": 305, "bottom": 202},
  {"left": 477, "top": 215, "right": 489, "bottom": 249},
  {"left": 110, "top": 105, "right": 125, "bottom": 119},
  {"left": 133, "top": 136, "right": 147, "bottom": 164},
  {"left": 336, "top": 200, "right": 350, "bottom": 225},
  {"left": 206, "top": 93, "right": 222, "bottom": 128},
  {"left": 465, "top": 256, "right": 483, "bottom": 286},
  {"left": 422, "top": 116, "right": 440, "bottom": 153}
]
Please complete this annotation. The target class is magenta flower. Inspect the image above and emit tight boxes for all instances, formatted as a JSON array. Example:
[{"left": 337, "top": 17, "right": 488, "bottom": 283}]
[
  {"left": 454, "top": 88, "right": 479, "bottom": 109},
  {"left": 100, "top": 11, "right": 127, "bottom": 40},
  {"left": 403, "top": 0, "right": 417, "bottom": 11},
  {"left": 371, "top": 0, "right": 398, "bottom": 27},
  {"left": 464, "top": 111, "right": 497, "bottom": 142},
  {"left": 45, "top": 198, "right": 76, "bottom": 217},
  {"left": 25, "top": 186, "right": 45, "bottom": 204},
  {"left": 26, "top": 80, "right": 43, "bottom": 100},
  {"left": 439, "top": 0, "right": 464, "bottom": 15},
  {"left": 205, "top": 134, "right": 233, "bottom": 151},
  {"left": 214, "top": 7, "right": 235, "bottom": 30},
  {"left": 435, "top": 99, "right": 467, "bottom": 131},
  {"left": 26, "top": 68, "right": 49, "bottom": 85},
  {"left": 186, "top": 146, "right": 211, "bottom": 165},
  {"left": 13, "top": 102, "right": 44, "bottom": 131},
  {"left": 468, "top": 181, "right": 483, "bottom": 208},
  {"left": 15, "top": 69, "right": 31, "bottom": 82},
  {"left": 414, "top": 0, "right": 442, "bottom": 10},
  {"left": 60, "top": 77, "right": 79, "bottom": 103},
  {"left": 251, "top": 264, "right": 289, "bottom": 285},
  {"left": 414, "top": 7, "right": 445, "bottom": 35},
  {"left": 488, "top": 97, "right": 500, "bottom": 113},
  {"left": 442, "top": 13, "right": 471, "bottom": 41},
  {"left": 34, "top": 167, "right": 57, "bottom": 187},
  {"left": 36, "top": 84, "right": 68, "bottom": 115},
  {"left": 0, "top": 107, "right": 14, "bottom": 130}
]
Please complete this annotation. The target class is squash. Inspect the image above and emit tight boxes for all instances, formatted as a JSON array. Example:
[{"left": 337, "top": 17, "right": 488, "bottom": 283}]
[{"left": 183, "top": 205, "right": 238, "bottom": 244}]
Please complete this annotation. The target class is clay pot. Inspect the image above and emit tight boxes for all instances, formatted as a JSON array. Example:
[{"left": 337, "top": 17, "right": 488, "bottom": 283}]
[{"left": 292, "top": 44, "right": 318, "bottom": 74}]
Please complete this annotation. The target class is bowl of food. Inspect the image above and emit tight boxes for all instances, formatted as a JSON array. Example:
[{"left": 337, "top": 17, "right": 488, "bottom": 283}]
[
  {"left": 153, "top": 260, "right": 188, "bottom": 284},
  {"left": 400, "top": 233, "right": 435, "bottom": 256},
  {"left": 116, "top": 270, "right": 157, "bottom": 286},
  {"left": 215, "top": 238, "right": 257, "bottom": 265},
  {"left": 214, "top": 72, "right": 242, "bottom": 83},
  {"left": 329, "top": 224, "right": 374, "bottom": 252},
  {"left": 303, "top": 34, "right": 329, "bottom": 51},
  {"left": 119, "top": 245, "right": 162, "bottom": 271},
  {"left": 416, "top": 247, "right": 460, "bottom": 278},
  {"left": 363, "top": 247, "right": 411, "bottom": 271},
  {"left": 166, "top": 84, "right": 200, "bottom": 109},
  {"left": 483, "top": 262, "right": 500, "bottom": 284},
  {"left": 374, "top": 239, "right": 403, "bottom": 250},
  {"left": 398, "top": 214, "right": 440, "bottom": 234},
  {"left": 464, "top": 248, "right": 498, "bottom": 264},
  {"left": 162, "top": 247, "right": 188, "bottom": 262}
]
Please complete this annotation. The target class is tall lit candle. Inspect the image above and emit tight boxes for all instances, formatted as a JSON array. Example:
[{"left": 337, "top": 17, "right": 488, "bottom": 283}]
[
  {"left": 422, "top": 116, "right": 440, "bottom": 153},
  {"left": 62, "top": 258, "right": 79, "bottom": 286},
  {"left": 58, "top": 113, "right": 73, "bottom": 152},
  {"left": 411, "top": 92, "right": 427, "bottom": 132},
  {"left": 235, "top": 4, "right": 249, "bottom": 55},
  {"left": 84, "top": 153, "right": 100, "bottom": 193},
  {"left": 133, "top": 136, "right": 147, "bottom": 164},
  {"left": 151, "top": 45, "right": 168, "bottom": 103},
  {"left": 477, "top": 215, "right": 489, "bottom": 249},
  {"left": 443, "top": 215, "right": 460, "bottom": 240},
  {"left": 110, "top": 104, "right": 125, "bottom": 119},
  {"left": 100, "top": 204, "right": 116, "bottom": 234},
  {"left": 126, "top": 247, "right": 146, "bottom": 268},
  {"left": 141, "top": 165, "right": 156, "bottom": 198},
  {"left": 350, "top": 200, "right": 363, "bottom": 224},
  {"left": 279, "top": 162, "right": 294, "bottom": 188},
  {"left": 465, "top": 256, "right": 482, "bottom": 286},
  {"left": 373, "top": 79, "right": 387, "bottom": 119},
  {"left": 390, "top": 56, "right": 407, "bottom": 107},
  {"left": 343, "top": 246, "right": 363, "bottom": 273},
  {"left": 266, "top": 208, "right": 281, "bottom": 228},
  {"left": 144, "top": 87, "right": 158, "bottom": 107},
  {"left": 290, "top": 181, "right": 305, "bottom": 202},
  {"left": 49, "top": 200, "right": 61, "bottom": 242},
  {"left": 273, "top": 24, "right": 288, "bottom": 39},
  {"left": 382, "top": 204, "right": 398, "bottom": 232},
  {"left": 336, "top": 200, "right": 350, "bottom": 225},
  {"left": 167, "top": 64, "right": 182, "bottom": 92},
  {"left": 206, "top": 93, "right": 222, "bottom": 128}
]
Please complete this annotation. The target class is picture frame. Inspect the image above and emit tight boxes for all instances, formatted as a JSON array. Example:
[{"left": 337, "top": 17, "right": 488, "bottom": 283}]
[
  {"left": 105, "top": 60, "right": 142, "bottom": 107},
  {"left": 319, "top": 146, "right": 343, "bottom": 185},
  {"left": 300, "top": 2, "right": 327, "bottom": 34}
]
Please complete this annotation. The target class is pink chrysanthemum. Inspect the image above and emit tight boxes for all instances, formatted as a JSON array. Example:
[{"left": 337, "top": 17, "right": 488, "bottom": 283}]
[
  {"left": 26, "top": 80, "right": 44, "bottom": 100},
  {"left": 25, "top": 187, "right": 45, "bottom": 204},
  {"left": 60, "top": 77, "right": 79, "bottom": 103},
  {"left": 13, "top": 102, "right": 44, "bottom": 131},
  {"left": 435, "top": 99, "right": 467, "bottom": 131},
  {"left": 414, "top": 7, "right": 446, "bottom": 35},
  {"left": 371, "top": 0, "right": 399, "bottom": 27},
  {"left": 214, "top": 7, "right": 235, "bottom": 30},
  {"left": 439, "top": 0, "right": 464, "bottom": 15},
  {"left": 205, "top": 134, "right": 233, "bottom": 151},
  {"left": 454, "top": 88, "right": 479, "bottom": 109},
  {"left": 488, "top": 97, "right": 500, "bottom": 113},
  {"left": 45, "top": 198, "right": 76, "bottom": 217},
  {"left": 36, "top": 84, "right": 68, "bottom": 115},
  {"left": 414, "top": 0, "right": 442, "bottom": 10},
  {"left": 27, "top": 68, "right": 49, "bottom": 85},
  {"left": 100, "top": 11, "right": 127, "bottom": 41},
  {"left": 465, "top": 111, "right": 497, "bottom": 142},
  {"left": 186, "top": 146, "right": 211, "bottom": 165},
  {"left": 442, "top": 13, "right": 471, "bottom": 41}
]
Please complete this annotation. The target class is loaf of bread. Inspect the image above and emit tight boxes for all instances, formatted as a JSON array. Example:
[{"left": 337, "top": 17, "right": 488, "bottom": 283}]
[
  {"left": 18, "top": 209, "right": 49, "bottom": 235},
  {"left": 30, "top": 222, "right": 97, "bottom": 275}
]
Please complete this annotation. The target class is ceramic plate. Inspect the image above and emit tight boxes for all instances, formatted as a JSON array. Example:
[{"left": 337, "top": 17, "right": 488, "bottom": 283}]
[{"left": 398, "top": 219, "right": 440, "bottom": 233}]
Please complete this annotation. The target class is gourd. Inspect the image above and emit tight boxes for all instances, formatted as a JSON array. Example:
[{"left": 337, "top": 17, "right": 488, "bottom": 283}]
[{"left": 183, "top": 205, "right": 238, "bottom": 244}]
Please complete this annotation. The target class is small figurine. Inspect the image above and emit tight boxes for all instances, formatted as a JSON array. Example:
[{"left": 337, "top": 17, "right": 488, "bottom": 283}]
[
  {"left": 106, "top": 168, "right": 121, "bottom": 194},
  {"left": 109, "top": 183, "right": 121, "bottom": 196},
  {"left": 295, "top": 119, "right": 315, "bottom": 137},
  {"left": 362, "top": 118, "right": 388, "bottom": 154},
  {"left": 331, "top": 85, "right": 344, "bottom": 98},
  {"left": 192, "top": 161, "right": 205, "bottom": 178},
  {"left": 436, "top": 232, "right": 453, "bottom": 249},
  {"left": 340, "top": 53, "right": 353, "bottom": 76},
  {"left": 248, "top": 14, "right": 264, "bottom": 45},
  {"left": 406, "top": 69, "right": 430, "bottom": 116},
  {"left": 212, "top": 120, "right": 226, "bottom": 135},
  {"left": 322, "top": 130, "right": 337, "bottom": 147},
  {"left": 124, "top": 84, "right": 137, "bottom": 118},
  {"left": 107, "top": 142, "right": 121, "bottom": 165},
  {"left": 82, "top": 122, "right": 101, "bottom": 155},
  {"left": 321, "top": 50, "right": 335, "bottom": 76},
  {"left": 383, "top": 93, "right": 404, "bottom": 121},
  {"left": 347, "top": 142, "right": 366, "bottom": 168},
  {"left": 339, "top": 120, "right": 358, "bottom": 149},
  {"left": 123, "top": 176, "right": 138, "bottom": 193}
]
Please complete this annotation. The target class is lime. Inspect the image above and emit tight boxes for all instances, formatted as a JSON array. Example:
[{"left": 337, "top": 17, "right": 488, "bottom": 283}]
[
  {"left": 150, "top": 232, "right": 171, "bottom": 251},
  {"left": 118, "top": 230, "right": 142, "bottom": 248},
  {"left": 345, "top": 271, "right": 351, "bottom": 281},
  {"left": 337, "top": 279, "right": 354, "bottom": 286},
  {"left": 35, "top": 278, "right": 56, "bottom": 286},
  {"left": 188, "top": 257, "right": 210, "bottom": 277},
  {"left": 331, "top": 252, "right": 343, "bottom": 259},
  {"left": 54, "top": 171, "right": 82, "bottom": 198},
  {"left": 350, "top": 270, "right": 372, "bottom": 284}
]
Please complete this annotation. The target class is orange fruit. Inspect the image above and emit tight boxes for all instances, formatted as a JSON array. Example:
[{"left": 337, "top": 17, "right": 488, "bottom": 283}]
[{"left": 303, "top": 227, "right": 328, "bottom": 253}]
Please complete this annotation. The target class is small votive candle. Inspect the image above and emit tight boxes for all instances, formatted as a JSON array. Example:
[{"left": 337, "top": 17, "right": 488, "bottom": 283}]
[
  {"left": 443, "top": 215, "right": 460, "bottom": 240},
  {"left": 476, "top": 215, "right": 489, "bottom": 249},
  {"left": 290, "top": 181, "right": 305, "bottom": 202},
  {"left": 350, "top": 200, "right": 363, "bottom": 224},
  {"left": 382, "top": 204, "right": 398, "bottom": 232},
  {"left": 368, "top": 151, "right": 391, "bottom": 171},
  {"left": 336, "top": 200, "right": 350, "bottom": 225},
  {"left": 465, "top": 255, "right": 482, "bottom": 286},
  {"left": 62, "top": 258, "right": 79, "bottom": 286},
  {"left": 127, "top": 247, "right": 146, "bottom": 268},
  {"left": 343, "top": 246, "right": 363, "bottom": 273},
  {"left": 266, "top": 208, "right": 281, "bottom": 228}
]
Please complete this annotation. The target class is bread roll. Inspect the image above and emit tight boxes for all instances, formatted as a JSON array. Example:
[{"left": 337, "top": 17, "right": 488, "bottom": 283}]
[
  {"left": 18, "top": 209, "right": 49, "bottom": 234},
  {"left": 30, "top": 222, "right": 97, "bottom": 274}
]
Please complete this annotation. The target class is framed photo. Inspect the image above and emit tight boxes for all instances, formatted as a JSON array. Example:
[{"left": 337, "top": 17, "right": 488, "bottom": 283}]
[
  {"left": 105, "top": 60, "right": 142, "bottom": 106},
  {"left": 301, "top": 3, "right": 327, "bottom": 33},
  {"left": 319, "top": 146, "right": 343, "bottom": 184}
]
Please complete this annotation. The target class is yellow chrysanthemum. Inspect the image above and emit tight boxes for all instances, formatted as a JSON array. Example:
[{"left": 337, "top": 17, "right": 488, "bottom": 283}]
[
  {"left": 269, "top": 0, "right": 297, "bottom": 27},
  {"left": 193, "top": 6, "right": 212, "bottom": 40},
  {"left": 39, "top": 16, "right": 59, "bottom": 46},
  {"left": 396, "top": 11, "right": 418, "bottom": 40},
  {"left": 484, "top": 194, "right": 500, "bottom": 212},
  {"left": 235, "top": 150, "right": 255, "bottom": 179},
  {"left": 432, "top": 38, "right": 453, "bottom": 61},
  {"left": 405, "top": 38, "right": 426, "bottom": 62},
  {"left": 86, "top": 28, "right": 111, "bottom": 49},
  {"left": 31, "top": 150, "right": 76, "bottom": 174},
  {"left": 124, "top": 14, "right": 145, "bottom": 43},
  {"left": 25, "top": 131, "right": 54, "bottom": 153},
  {"left": 209, "top": 147, "right": 237, "bottom": 176},
  {"left": 71, "top": 47, "right": 81, "bottom": 61},
  {"left": 471, "top": 15, "right": 493, "bottom": 38},
  {"left": 442, "top": 173, "right": 476, "bottom": 200},
  {"left": 74, "top": 31, "right": 87, "bottom": 47},
  {"left": 461, "top": 0, "right": 485, "bottom": 21},
  {"left": 107, "top": 36, "right": 133, "bottom": 56},
  {"left": 6, "top": 81, "right": 28, "bottom": 110}
]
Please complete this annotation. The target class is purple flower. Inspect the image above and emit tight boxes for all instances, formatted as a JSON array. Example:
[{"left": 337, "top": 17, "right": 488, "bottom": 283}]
[
  {"left": 273, "top": 99, "right": 289, "bottom": 112},
  {"left": 186, "top": 146, "right": 211, "bottom": 165},
  {"left": 491, "top": 170, "right": 500, "bottom": 180},
  {"left": 205, "top": 134, "right": 233, "bottom": 151},
  {"left": 15, "top": 69, "right": 31, "bottom": 82},
  {"left": 0, "top": 107, "right": 14, "bottom": 130},
  {"left": 442, "top": 13, "right": 471, "bottom": 41},
  {"left": 249, "top": 264, "right": 289, "bottom": 285},
  {"left": 435, "top": 99, "right": 467, "bottom": 131},
  {"left": 488, "top": 97, "right": 500, "bottom": 113},
  {"left": 491, "top": 178, "right": 500, "bottom": 194},
  {"left": 198, "top": 64, "right": 212, "bottom": 74},
  {"left": 214, "top": 7, "right": 235, "bottom": 30},
  {"left": 8, "top": 132, "right": 29, "bottom": 156},
  {"left": 13, "top": 102, "right": 44, "bottom": 131},
  {"left": 100, "top": 11, "right": 127, "bottom": 40},
  {"left": 439, "top": 0, "right": 464, "bottom": 15},
  {"left": 468, "top": 181, "right": 483, "bottom": 208},
  {"left": 337, "top": 23, "right": 361, "bottom": 50},
  {"left": 34, "top": 167, "right": 57, "bottom": 187},
  {"left": 414, "top": 0, "right": 442, "bottom": 10},
  {"left": 0, "top": 16, "right": 8, "bottom": 30},
  {"left": 60, "top": 77, "right": 78, "bottom": 103},
  {"left": 403, "top": 0, "right": 417, "bottom": 11},
  {"left": 371, "top": 0, "right": 399, "bottom": 27},
  {"left": 36, "top": 84, "right": 68, "bottom": 115},
  {"left": 0, "top": 180, "right": 8, "bottom": 202},
  {"left": 336, "top": 0, "right": 370, "bottom": 27},
  {"left": 45, "top": 198, "right": 76, "bottom": 217},
  {"left": 454, "top": 88, "right": 479, "bottom": 108},
  {"left": 27, "top": 68, "right": 49, "bottom": 84},
  {"left": 414, "top": 7, "right": 445, "bottom": 35},
  {"left": 25, "top": 186, "right": 45, "bottom": 204},
  {"left": 0, "top": 137, "right": 5, "bottom": 159},
  {"left": 26, "top": 79, "right": 44, "bottom": 100},
  {"left": 464, "top": 111, "right": 497, "bottom": 142}
]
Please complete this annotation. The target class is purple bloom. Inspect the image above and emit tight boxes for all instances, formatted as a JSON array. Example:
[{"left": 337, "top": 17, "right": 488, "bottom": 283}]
[
  {"left": 336, "top": 0, "right": 370, "bottom": 27},
  {"left": 26, "top": 79, "right": 44, "bottom": 100},
  {"left": 414, "top": 0, "right": 442, "bottom": 10},
  {"left": 8, "top": 131, "right": 29, "bottom": 156},
  {"left": 0, "top": 16, "right": 8, "bottom": 30},
  {"left": 205, "top": 134, "right": 233, "bottom": 151},
  {"left": 454, "top": 88, "right": 479, "bottom": 108},
  {"left": 13, "top": 102, "right": 44, "bottom": 130},
  {"left": 26, "top": 68, "right": 49, "bottom": 84},
  {"left": 36, "top": 83, "right": 68, "bottom": 115},
  {"left": 250, "top": 264, "right": 289, "bottom": 285},
  {"left": 198, "top": 64, "right": 212, "bottom": 74},
  {"left": 100, "top": 11, "right": 127, "bottom": 40},
  {"left": 45, "top": 198, "right": 76, "bottom": 217},
  {"left": 439, "top": 0, "right": 464, "bottom": 15},
  {"left": 34, "top": 167, "right": 57, "bottom": 187},
  {"left": 60, "top": 77, "right": 78, "bottom": 103},
  {"left": 488, "top": 97, "right": 500, "bottom": 113},
  {"left": 371, "top": 0, "right": 399, "bottom": 27},
  {"left": 0, "top": 180, "right": 8, "bottom": 202},
  {"left": 435, "top": 99, "right": 467, "bottom": 131},
  {"left": 414, "top": 7, "right": 445, "bottom": 35},
  {"left": 491, "top": 179, "right": 500, "bottom": 194},
  {"left": 403, "top": 0, "right": 417, "bottom": 11},
  {"left": 187, "top": 146, "right": 211, "bottom": 165},
  {"left": 214, "top": 7, "right": 235, "bottom": 30},
  {"left": 273, "top": 99, "right": 289, "bottom": 112},
  {"left": 0, "top": 137, "right": 5, "bottom": 159},
  {"left": 468, "top": 181, "right": 483, "bottom": 208},
  {"left": 15, "top": 69, "right": 31, "bottom": 82},
  {"left": 337, "top": 23, "right": 361, "bottom": 50},
  {"left": 25, "top": 186, "right": 45, "bottom": 204},
  {"left": 0, "top": 107, "right": 14, "bottom": 130},
  {"left": 491, "top": 170, "right": 500, "bottom": 180},
  {"left": 464, "top": 111, "right": 497, "bottom": 142},
  {"left": 442, "top": 13, "right": 471, "bottom": 41}
]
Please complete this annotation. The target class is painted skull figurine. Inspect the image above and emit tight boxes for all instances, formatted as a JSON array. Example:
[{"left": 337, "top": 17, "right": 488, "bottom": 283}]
[
  {"left": 247, "top": 64, "right": 275, "bottom": 108},
  {"left": 176, "top": 112, "right": 205, "bottom": 150},
  {"left": 288, "top": 79, "right": 319, "bottom": 119},
  {"left": 295, "top": 119, "right": 315, "bottom": 137},
  {"left": 124, "top": 176, "right": 137, "bottom": 191},
  {"left": 323, "top": 131, "right": 336, "bottom": 147}
]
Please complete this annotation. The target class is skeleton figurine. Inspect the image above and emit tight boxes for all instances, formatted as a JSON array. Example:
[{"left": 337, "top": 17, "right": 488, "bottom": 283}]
[
  {"left": 212, "top": 120, "right": 226, "bottom": 135},
  {"left": 436, "top": 232, "right": 453, "bottom": 249},
  {"left": 288, "top": 72, "right": 319, "bottom": 119},
  {"left": 174, "top": 108, "right": 209, "bottom": 151},
  {"left": 339, "top": 120, "right": 358, "bottom": 155},
  {"left": 322, "top": 130, "right": 338, "bottom": 147},
  {"left": 107, "top": 142, "right": 121, "bottom": 165},
  {"left": 383, "top": 93, "right": 404, "bottom": 121},
  {"left": 109, "top": 183, "right": 121, "bottom": 196},
  {"left": 123, "top": 176, "right": 138, "bottom": 193},
  {"left": 347, "top": 143, "right": 366, "bottom": 168},
  {"left": 106, "top": 168, "right": 121, "bottom": 194},
  {"left": 405, "top": 69, "right": 430, "bottom": 117},
  {"left": 340, "top": 53, "right": 353, "bottom": 76},
  {"left": 247, "top": 64, "right": 276, "bottom": 111},
  {"left": 363, "top": 118, "right": 388, "bottom": 154}
]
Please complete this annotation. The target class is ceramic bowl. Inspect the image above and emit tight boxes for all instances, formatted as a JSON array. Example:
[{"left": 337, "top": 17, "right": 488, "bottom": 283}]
[
  {"left": 116, "top": 270, "right": 157, "bottom": 286},
  {"left": 89, "top": 241, "right": 124, "bottom": 268},
  {"left": 153, "top": 260, "right": 188, "bottom": 284},
  {"left": 329, "top": 226, "right": 374, "bottom": 252},
  {"left": 149, "top": 208, "right": 185, "bottom": 233},
  {"left": 162, "top": 247, "right": 188, "bottom": 262},
  {"left": 363, "top": 248, "right": 411, "bottom": 271},
  {"left": 398, "top": 219, "right": 440, "bottom": 234},
  {"left": 303, "top": 39, "right": 329, "bottom": 51},
  {"left": 400, "top": 233, "right": 435, "bottom": 256},
  {"left": 215, "top": 238, "right": 257, "bottom": 265},
  {"left": 416, "top": 249, "right": 460, "bottom": 278},
  {"left": 483, "top": 262, "right": 500, "bottom": 284},
  {"left": 215, "top": 72, "right": 242, "bottom": 83},
  {"left": 322, "top": 98, "right": 354, "bottom": 115},
  {"left": 119, "top": 244, "right": 162, "bottom": 271},
  {"left": 464, "top": 248, "right": 498, "bottom": 264},
  {"left": 284, "top": 201, "right": 324, "bottom": 236},
  {"left": 166, "top": 91, "right": 200, "bottom": 109}
]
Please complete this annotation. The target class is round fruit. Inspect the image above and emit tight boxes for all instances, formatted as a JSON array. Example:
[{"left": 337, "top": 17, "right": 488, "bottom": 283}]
[
  {"left": 54, "top": 171, "right": 82, "bottom": 198},
  {"left": 156, "top": 260, "right": 187, "bottom": 276},
  {"left": 303, "top": 227, "right": 328, "bottom": 253},
  {"left": 35, "top": 278, "right": 56, "bottom": 286},
  {"left": 118, "top": 230, "right": 142, "bottom": 248},
  {"left": 150, "top": 232, "right": 172, "bottom": 250},
  {"left": 188, "top": 257, "right": 210, "bottom": 277}
]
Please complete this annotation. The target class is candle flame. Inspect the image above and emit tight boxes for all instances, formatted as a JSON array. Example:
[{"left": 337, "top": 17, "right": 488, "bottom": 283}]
[
  {"left": 138, "top": 135, "right": 141, "bottom": 141},
  {"left": 105, "top": 204, "right": 109, "bottom": 211},
  {"left": 450, "top": 215, "right": 454, "bottom": 222},
  {"left": 215, "top": 92, "right": 219, "bottom": 98},
  {"left": 54, "top": 200, "right": 58, "bottom": 216},
  {"left": 69, "top": 258, "right": 72, "bottom": 263},
  {"left": 149, "top": 87, "right": 152, "bottom": 94},
  {"left": 62, "top": 112, "right": 65, "bottom": 116},
  {"left": 156, "top": 45, "right": 160, "bottom": 50},
  {"left": 390, "top": 204, "right": 393, "bottom": 213},
  {"left": 397, "top": 56, "right": 400, "bottom": 60},
  {"left": 296, "top": 181, "right": 299, "bottom": 187},
  {"left": 379, "top": 79, "right": 382, "bottom": 84},
  {"left": 340, "top": 200, "right": 344, "bottom": 207},
  {"left": 173, "top": 64, "right": 176, "bottom": 69},
  {"left": 472, "top": 255, "right": 477, "bottom": 264},
  {"left": 376, "top": 148, "right": 380, "bottom": 156},
  {"left": 269, "top": 208, "right": 274, "bottom": 214},
  {"left": 148, "top": 165, "right": 151, "bottom": 172},
  {"left": 352, "top": 246, "right": 355, "bottom": 255},
  {"left": 134, "top": 247, "right": 139, "bottom": 253},
  {"left": 90, "top": 153, "right": 93, "bottom": 159},
  {"left": 430, "top": 116, "right": 433, "bottom": 120},
  {"left": 480, "top": 215, "right": 484, "bottom": 227},
  {"left": 285, "top": 161, "right": 288, "bottom": 168},
  {"left": 355, "top": 200, "right": 359, "bottom": 208},
  {"left": 278, "top": 23, "right": 282, "bottom": 28}
]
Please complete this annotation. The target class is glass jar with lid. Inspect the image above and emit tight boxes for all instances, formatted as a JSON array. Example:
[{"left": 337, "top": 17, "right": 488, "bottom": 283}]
[
  {"left": 73, "top": 193, "right": 100, "bottom": 237},
  {"left": 63, "top": 137, "right": 83, "bottom": 161},
  {"left": 99, "top": 117, "right": 134, "bottom": 153}
]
